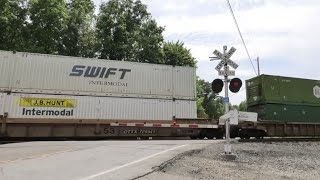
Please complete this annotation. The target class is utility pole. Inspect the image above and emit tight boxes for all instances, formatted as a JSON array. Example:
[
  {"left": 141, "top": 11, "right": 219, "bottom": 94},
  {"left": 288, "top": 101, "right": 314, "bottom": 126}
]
[{"left": 256, "top": 56, "right": 260, "bottom": 76}]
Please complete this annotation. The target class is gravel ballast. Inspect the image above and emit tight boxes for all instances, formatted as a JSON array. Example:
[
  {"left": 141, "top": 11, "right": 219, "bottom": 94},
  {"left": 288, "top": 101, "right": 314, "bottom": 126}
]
[{"left": 142, "top": 141, "right": 320, "bottom": 180}]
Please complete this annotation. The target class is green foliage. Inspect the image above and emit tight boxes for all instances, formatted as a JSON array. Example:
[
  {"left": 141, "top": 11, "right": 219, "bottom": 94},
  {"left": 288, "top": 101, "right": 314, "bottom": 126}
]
[
  {"left": 229, "top": 101, "right": 247, "bottom": 111},
  {"left": 61, "top": 0, "right": 96, "bottom": 57},
  {"left": 203, "top": 95, "right": 224, "bottom": 119},
  {"left": 239, "top": 100, "right": 247, "bottom": 111},
  {"left": 196, "top": 77, "right": 208, "bottom": 118},
  {"left": 196, "top": 97, "right": 208, "bottom": 118},
  {"left": 232, "top": 105, "right": 239, "bottom": 110},
  {"left": 162, "top": 41, "right": 196, "bottom": 67},
  {"left": 0, "top": 0, "right": 96, "bottom": 56},
  {"left": 28, "top": 0, "right": 68, "bottom": 54},
  {"left": 196, "top": 77, "right": 225, "bottom": 119},
  {"left": 0, "top": 0, "right": 28, "bottom": 51},
  {"left": 196, "top": 77, "right": 211, "bottom": 98},
  {"left": 0, "top": 0, "right": 196, "bottom": 65},
  {"left": 135, "top": 18, "right": 165, "bottom": 63},
  {"left": 96, "top": 0, "right": 164, "bottom": 63}
]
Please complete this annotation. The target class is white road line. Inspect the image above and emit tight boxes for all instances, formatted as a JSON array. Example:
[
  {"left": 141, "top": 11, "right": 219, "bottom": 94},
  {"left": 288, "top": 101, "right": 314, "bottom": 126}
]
[{"left": 79, "top": 144, "right": 189, "bottom": 180}]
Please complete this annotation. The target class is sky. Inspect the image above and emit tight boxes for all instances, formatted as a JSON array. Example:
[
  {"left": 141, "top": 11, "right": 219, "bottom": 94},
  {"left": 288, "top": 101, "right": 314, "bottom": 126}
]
[{"left": 94, "top": 0, "right": 320, "bottom": 105}]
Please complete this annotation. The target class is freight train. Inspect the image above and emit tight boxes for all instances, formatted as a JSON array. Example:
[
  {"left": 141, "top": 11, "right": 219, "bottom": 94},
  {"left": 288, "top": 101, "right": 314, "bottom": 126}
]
[
  {"left": 0, "top": 50, "right": 220, "bottom": 139},
  {"left": 0, "top": 50, "right": 319, "bottom": 140}
]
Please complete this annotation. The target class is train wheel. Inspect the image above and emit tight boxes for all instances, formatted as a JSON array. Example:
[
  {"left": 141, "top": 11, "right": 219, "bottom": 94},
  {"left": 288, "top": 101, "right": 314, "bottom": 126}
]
[
  {"left": 207, "top": 136, "right": 214, "bottom": 139},
  {"left": 216, "top": 135, "right": 224, "bottom": 139}
]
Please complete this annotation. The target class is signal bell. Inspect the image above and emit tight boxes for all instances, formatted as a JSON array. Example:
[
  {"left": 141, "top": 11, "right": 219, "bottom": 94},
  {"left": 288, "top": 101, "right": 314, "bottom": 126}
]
[
  {"left": 229, "top": 78, "right": 242, "bottom": 93},
  {"left": 211, "top": 79, "right": 224, "bottom": 93}
]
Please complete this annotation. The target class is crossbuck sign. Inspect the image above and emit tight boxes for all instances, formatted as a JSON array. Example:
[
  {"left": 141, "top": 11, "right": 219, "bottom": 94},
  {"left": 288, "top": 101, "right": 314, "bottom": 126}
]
[{"left": 213, "top": 46, "right": 238, "bottom": 76}]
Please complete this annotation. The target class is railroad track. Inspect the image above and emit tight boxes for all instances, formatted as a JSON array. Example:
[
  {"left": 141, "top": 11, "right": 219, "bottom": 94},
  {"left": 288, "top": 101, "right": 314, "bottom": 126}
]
[{"left": 238, "top": 137, "right": 320, "bottom": 143}]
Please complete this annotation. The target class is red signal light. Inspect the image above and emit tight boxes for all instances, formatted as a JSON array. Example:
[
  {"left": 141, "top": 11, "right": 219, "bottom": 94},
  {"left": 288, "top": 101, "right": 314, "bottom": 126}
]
[
  {"left": 229, "top": 78, "right": 242, "bottom": 93},
  {"left": 233, "top": 82, "right": 239, "bottom": 87}
]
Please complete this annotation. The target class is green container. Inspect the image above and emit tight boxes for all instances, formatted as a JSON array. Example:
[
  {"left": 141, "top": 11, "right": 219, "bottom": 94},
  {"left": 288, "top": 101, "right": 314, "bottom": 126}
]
[
  {"left": 248, "top": 103, "right": 320, "bottom": 122},
  {"left": 246, "top": 74, "right": 320, "bottom": 106}
]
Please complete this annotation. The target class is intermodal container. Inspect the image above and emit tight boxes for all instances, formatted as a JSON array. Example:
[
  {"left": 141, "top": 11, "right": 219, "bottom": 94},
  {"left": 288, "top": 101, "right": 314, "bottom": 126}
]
[
  {"left": 0, "top": 51, "right": 14, "bottom": 92},
  {"left": 0, "top": 51, "right": 196, "bottom": 100},
  {"left": 2, "top": 93, "right": 196, "bottom": 120},
  {"left": 248, "top": 103, "right": 320, "bottom": 122},
  {"left": 0, "top": 93, "right": 5, "bottom": 116},
  {"left": 246, "top": 74, "right": 320, "bottom": 106}
]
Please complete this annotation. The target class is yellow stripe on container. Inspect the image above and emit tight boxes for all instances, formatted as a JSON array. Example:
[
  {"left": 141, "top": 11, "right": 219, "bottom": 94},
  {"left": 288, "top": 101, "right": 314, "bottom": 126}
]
[{"left": 19, "top": 97, "right": 76, "bottom": 108}]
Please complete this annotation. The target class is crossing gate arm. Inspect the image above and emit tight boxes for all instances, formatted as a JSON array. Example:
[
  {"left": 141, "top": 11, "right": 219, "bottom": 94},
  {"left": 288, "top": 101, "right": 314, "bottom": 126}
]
[{"left": 219, "top": 110, "right": 258, "bottom": 125}]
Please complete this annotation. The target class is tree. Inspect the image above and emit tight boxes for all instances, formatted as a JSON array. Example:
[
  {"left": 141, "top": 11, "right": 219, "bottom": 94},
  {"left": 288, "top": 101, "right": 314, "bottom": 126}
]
[
  {"left": 239, "top": 100, "right": 247, "bottom": 111},
  {"left": 196, "top": 77, "right": 209, "bottom": 118},
  {"left": 232, "top": 105, "right": 239, "bottom": 110},
  {"left": 0, "top": 0, "right": 28, "bottom": 51},
  {"left": 60, "top": 0, "right": 96, "bottom": 57},
  {"left": 162, "top": 41, "right": 197, "bottom": 67},
  {"left": 196, "top": 77, "right": 211, "bottom": 98},
  {"left": 96, "top": 0, "right": 164, "bottom": 63},
  {"left": 197, "top": 97, "right": 207, "bottom": 118},
  {"left": 203, "top": 95, "right": 224, "bottom": 119},
  {"left": 196, "top": 77, "right": 225, "bottom": 119},
  {"left": 135, "top": 18, "right": 164, "bottom": 63},
  {"left": 28, "top": 0, "right": 68, "bottom": 54}
]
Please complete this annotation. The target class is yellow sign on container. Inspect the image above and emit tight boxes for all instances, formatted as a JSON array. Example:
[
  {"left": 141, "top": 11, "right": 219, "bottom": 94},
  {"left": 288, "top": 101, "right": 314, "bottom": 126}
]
[{"left": 19, "top": 97, "right": 76, "bottom": 108}]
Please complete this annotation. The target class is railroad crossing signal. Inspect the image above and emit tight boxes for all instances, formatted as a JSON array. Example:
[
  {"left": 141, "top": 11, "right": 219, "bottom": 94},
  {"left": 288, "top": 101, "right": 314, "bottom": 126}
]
[
  {"left": 211, "top": 46, "right": 241, "bottom": 93},
  {"left": 210, "top": 45, "right": 242, "bottom": 156}
]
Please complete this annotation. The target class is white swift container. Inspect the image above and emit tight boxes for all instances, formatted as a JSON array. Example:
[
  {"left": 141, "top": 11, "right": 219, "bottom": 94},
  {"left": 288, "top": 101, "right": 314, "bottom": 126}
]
[
  {"left": 3, "top": 93, "right": 196, "bottom": 120},
  {"left": 0, "top": 51, "right": 196, "bottom": 100}
]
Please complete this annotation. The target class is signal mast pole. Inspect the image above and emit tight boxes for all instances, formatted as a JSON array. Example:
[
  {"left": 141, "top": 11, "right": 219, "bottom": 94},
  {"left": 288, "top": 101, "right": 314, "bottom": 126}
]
[
  {"left": 223, "top": 46, "right": 231, "bottom": 154},
  {"left": 223, "top": 46, "right": 229, "bottom": 113}
]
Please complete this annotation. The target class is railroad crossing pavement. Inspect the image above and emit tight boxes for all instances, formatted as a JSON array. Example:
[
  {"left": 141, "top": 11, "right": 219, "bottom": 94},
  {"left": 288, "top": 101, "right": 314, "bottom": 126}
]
[{"left": 0, "top": 139, "right": 223, "bottom": 180}]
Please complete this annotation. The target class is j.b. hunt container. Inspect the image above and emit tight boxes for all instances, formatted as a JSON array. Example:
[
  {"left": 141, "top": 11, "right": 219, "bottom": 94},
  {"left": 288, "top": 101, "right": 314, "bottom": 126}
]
[
  {"left": 0, "top": 93, "right": 196, "bottom": 121},
  {"left": 0, "top": 50, "right": 196, "bottom": 100},
  {"left": 246, "top": 74, "right": 320, "bottom": 106}
]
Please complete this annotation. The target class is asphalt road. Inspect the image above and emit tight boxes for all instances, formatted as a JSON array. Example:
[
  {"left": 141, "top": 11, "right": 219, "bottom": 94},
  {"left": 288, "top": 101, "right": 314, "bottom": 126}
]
[{"left": 0, "top": 140, "right": 222, "bottom": 180}]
